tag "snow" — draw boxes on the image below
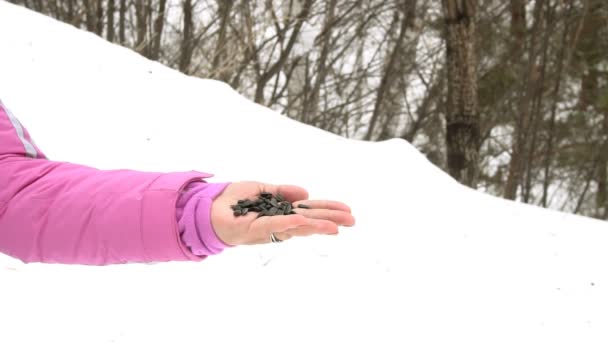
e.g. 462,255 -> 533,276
0,1 -> 607,341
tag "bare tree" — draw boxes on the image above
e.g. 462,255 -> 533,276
135,0 -> 149,55
283,0 -> 308,120
441,0 -> 479,187
541,1 -> 575,208
576,0 -> 607,218
107,0 -> 115,42
150,0 -> 167,60
254,0 -> 313,105
84,0 -> 97,33
365,2 -> 409,141
119,0 -> 127,44
504,0 -> 544,200
210,0 -> 235,82
302,0 -> 337,123
179,0 -> 194,73
96,0 -> 103,35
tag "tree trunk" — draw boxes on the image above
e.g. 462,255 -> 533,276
503,0 -> 528,200
211,0 -> 235,82
509,0 -> 525,53
283,0 -> 307,120
542,1 -> 573,208
600,108 -> 608,219
96,0 -> 104,35
350,1 -> 369,137
66,0 -> 75,25
576,0 -> 607,219
523,1 -> 553,204
119,0 -> 126,44
574,159 -> 598,215
504,0 -> 544,200
32,0 -> 42,12
231,0 -> 255,89
48,0 -> 59,20
85,0 -> 97,33
107,0 -> 115,42
150,0 -> 167,60
441,0 -> 479,187
135,0 -> 148,55
179,0 -> 194,73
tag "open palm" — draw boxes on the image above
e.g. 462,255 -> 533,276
210,181 -> 355,245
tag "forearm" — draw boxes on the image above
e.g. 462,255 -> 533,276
0,100 -> 231,265
0,156 -> 215,265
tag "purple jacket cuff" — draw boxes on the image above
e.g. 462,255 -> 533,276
176,181 -> 231,256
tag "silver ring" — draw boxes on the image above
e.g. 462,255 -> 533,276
270,232 -> 282,243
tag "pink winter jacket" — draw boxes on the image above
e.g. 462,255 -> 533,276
0,100 -> 229,265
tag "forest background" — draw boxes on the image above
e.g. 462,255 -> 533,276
9,0 -> 607,221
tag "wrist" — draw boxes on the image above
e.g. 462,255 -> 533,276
176,181 -> 232,256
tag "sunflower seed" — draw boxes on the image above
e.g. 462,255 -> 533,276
232,192 -> 311,218
239,200 -> 253,208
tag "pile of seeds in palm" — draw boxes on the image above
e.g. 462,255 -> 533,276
231,192 -> 310,218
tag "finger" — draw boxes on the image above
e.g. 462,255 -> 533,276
277,184 -> 309,202
293,200 -> 352,213
271,232 -> 292,242
284,219 -> 339,237
293,208 -> 355,226
258,183 -> 306,200
250,213 -> 308,236
260,184 -> 309,203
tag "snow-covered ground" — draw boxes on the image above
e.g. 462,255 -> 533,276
1,2 -> 607,341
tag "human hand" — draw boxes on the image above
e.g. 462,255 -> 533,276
210,181 -> 355,245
